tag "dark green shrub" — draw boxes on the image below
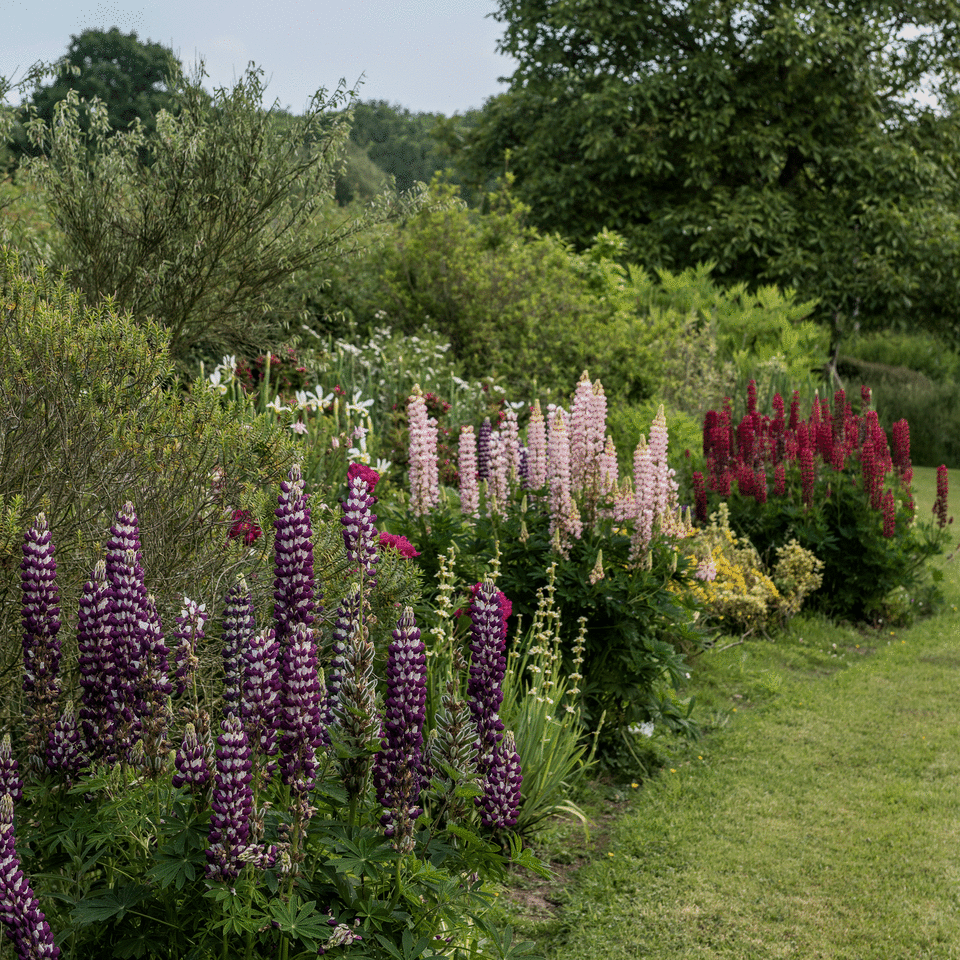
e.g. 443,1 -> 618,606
0,246 -> 299,719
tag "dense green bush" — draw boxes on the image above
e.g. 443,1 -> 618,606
838,331 -> 960,468
688,383 -> 948,622
7,61 -> 419,363
0,246 -> 299,719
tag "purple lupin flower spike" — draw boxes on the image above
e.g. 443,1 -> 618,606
466,581 -> 507,762
76,560 -> 114,762
241,628 -> 281,764
171,597 -> 207,700
341,472 -> 379,588
0,736 -> 22,804
108,547 -> 150,760
140,594 -> 173,773
277,622 -> 326,794
273,464 -> 318,648
374,607 -> 427,848
105,502 -> 144,585
321,590 -> 362,739
45,703 -> 87,778
222,578 -> 256,717
0,794 -> 61,958
172,723 -> 210,792
478,732 -> 522,830
206,715 -> 253,882
21,513 -> 62,767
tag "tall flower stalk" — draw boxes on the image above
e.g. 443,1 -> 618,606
374,607 -> 427,852
0,794 -> 60,958
20,514 -> 61,768
273,463 -> 318,648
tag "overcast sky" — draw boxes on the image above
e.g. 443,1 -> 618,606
1,0 -> 516,115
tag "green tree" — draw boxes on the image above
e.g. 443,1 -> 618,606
464,0 -> 960,339
8,27 -> 181,163
4,61 -> 422,362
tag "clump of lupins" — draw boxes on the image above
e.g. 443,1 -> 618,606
406,373 -> 691,566
694,383 -> 917,539
3,461 -> 534,956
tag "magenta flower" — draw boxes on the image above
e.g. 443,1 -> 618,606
228,509 -> 262,546
347,462 -> 380,492
378,532 -> 420,559
0,794 -> 60,958
206,716 -> 253,882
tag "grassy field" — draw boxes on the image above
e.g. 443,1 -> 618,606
497,466 -> 960,959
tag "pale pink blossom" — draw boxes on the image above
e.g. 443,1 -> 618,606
407,387 -> 439,517
525,401 -> 548,490
458,425 -> 480,518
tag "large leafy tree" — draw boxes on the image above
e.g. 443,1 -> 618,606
8,28 -> 181,162
466,0 -> 960,337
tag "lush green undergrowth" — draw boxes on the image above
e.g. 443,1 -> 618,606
490,468 -> 960,959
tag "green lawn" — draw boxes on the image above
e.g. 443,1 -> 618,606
498,465 -> 960,959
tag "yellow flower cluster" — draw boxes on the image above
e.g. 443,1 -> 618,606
687,504 -> 823,635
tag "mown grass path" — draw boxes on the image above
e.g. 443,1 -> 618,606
508,468 -> 960,959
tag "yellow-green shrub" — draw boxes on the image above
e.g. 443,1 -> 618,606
0,246 -> 299,719
688,503 -> 823,634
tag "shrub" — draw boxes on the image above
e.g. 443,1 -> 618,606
686,503 -> 824,635
688,382 -> 948,621
383,375 -> 707,752
0,246 -> 299,723
378,180 -> 621,401
10,62 -> 420,362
